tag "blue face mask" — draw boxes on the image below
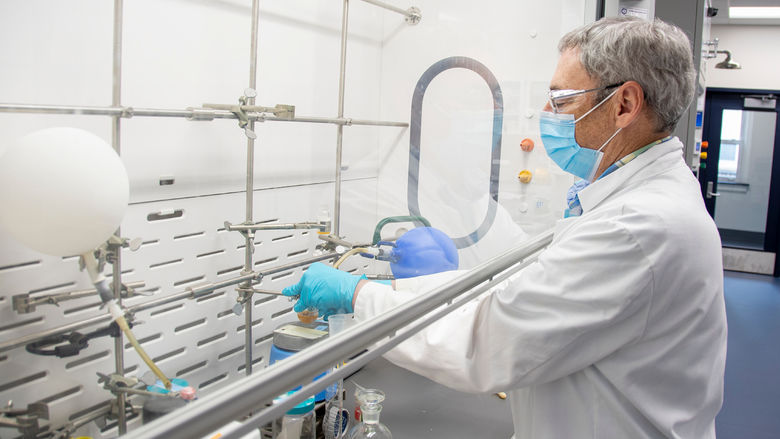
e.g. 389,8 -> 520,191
539,90 -> 621,181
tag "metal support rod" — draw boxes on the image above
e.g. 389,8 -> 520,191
333,0 -> 350,237
111,0 -> 126,432
0,104 -> 408,127
251,252 -> 338,278
12,281 -> 145,313
262,115 -> 408,127
359,0 -> 412,17
242,0 -> 262,377
225,221 -> 326,232
122,230 -> 554,439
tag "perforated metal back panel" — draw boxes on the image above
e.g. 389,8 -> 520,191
1,183 -> 376,438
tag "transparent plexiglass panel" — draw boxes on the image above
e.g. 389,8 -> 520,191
0,1 -> 589,437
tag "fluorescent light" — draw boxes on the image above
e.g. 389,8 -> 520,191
729,7 -> 780,19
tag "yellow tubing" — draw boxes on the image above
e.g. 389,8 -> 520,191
333,247 -> 370,269
116,314 -> 172,389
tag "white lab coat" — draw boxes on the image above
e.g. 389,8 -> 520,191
354,137 -> 727,439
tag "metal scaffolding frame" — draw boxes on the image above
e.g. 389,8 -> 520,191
0,0 -> 417,435
122,229 -> 554,439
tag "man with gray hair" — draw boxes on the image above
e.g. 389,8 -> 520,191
284,17 -> 727,439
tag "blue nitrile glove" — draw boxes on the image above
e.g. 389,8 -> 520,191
281,262 -> 366,320
389,227 -> 458,279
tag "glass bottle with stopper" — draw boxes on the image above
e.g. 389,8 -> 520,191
348,387 -> 392,439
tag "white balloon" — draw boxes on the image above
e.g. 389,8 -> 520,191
0,127 -> 129,256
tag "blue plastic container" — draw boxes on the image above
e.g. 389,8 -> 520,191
270,321 -> 335,401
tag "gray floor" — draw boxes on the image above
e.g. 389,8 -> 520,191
716,270 -> 780,439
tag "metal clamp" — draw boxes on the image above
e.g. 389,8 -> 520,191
97,373 -> 182,399
203,89 -> 296,139
0,401 -> 49,439
703,38 -> 719,59
405,6 -> 422,24
316,234 -> 355,253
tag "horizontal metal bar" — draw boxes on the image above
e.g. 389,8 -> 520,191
14,281 -> 147,314
254,252 -> 339,278
122,229 -> 554,439
262,115 -> 408,127
236,287 -> 284,296
185,272 -> 260,298
226,221 -> 326,232
0,103 -> 125,116
0,103 -> 408,127
359,0 -> 411,17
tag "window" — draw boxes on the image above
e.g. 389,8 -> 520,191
718,109 -> 743,182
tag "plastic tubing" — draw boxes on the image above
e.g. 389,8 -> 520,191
332,247 -> 369,269
83,252 -> 172,389
110,302 -> 172,389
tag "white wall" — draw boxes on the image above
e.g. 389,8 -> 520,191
706,24 -> 780,90
0,1 -> 585,436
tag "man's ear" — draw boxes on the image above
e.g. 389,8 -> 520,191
613,81 -> 645,129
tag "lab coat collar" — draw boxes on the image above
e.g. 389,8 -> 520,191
577,137 -> 685,214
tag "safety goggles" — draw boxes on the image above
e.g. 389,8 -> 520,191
547,82 -> 625,113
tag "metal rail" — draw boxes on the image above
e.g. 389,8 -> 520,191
122,229 -> 554,439
0,104 -> 408,128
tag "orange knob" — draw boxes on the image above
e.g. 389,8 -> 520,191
518,170 -> 533,184
520,138 -> 534,152
701,141 -> 709,149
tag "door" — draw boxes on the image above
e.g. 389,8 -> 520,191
699,88 -> 780,276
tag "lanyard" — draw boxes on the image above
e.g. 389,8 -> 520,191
565,136 -> 672,217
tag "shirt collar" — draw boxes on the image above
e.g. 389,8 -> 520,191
578,136 -> 684,213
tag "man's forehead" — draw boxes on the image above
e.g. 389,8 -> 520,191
549,48 -> 593,90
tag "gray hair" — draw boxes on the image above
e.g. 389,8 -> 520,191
559,17 -> 695,133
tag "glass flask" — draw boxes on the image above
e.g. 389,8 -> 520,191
348,388 -> 392,439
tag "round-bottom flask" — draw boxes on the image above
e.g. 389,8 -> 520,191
348,388 -> 392,439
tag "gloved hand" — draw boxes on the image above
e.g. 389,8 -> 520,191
282,262 -> 366,320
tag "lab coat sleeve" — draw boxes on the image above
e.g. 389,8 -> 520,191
354,217 -> 654,393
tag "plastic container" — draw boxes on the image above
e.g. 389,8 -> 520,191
328,313 -> 356,335
272,394 -> 316,439
324,313 -> 357,438
269,321 -> 332,401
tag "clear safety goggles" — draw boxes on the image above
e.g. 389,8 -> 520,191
547,82 -> 624,113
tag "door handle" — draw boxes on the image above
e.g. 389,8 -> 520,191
706,181 -> 721,198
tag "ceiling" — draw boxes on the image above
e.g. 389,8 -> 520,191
711,0 -> 780,25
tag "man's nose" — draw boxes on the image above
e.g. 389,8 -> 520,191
542,100 -> 553,112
